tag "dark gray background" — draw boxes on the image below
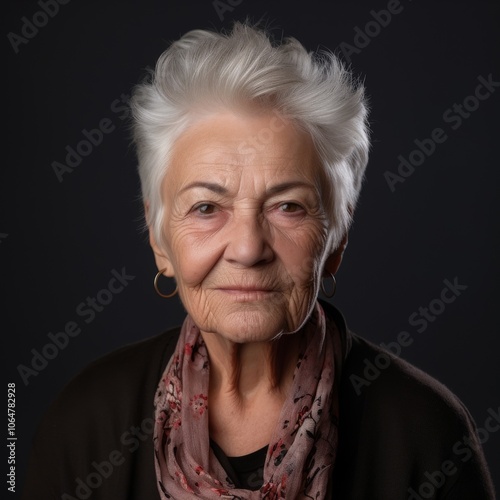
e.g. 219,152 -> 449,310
4,0 -> 499,496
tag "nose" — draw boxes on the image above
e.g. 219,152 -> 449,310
223,210 -> 274,267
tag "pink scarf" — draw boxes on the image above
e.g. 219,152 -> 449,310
153,302 -> 343,499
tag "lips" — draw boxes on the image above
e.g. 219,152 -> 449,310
218,286 -> 274,292
216,286 -> 279,300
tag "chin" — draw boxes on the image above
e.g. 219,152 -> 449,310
210,307 -> 306,343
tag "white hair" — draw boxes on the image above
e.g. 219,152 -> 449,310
130,22 -> 370,252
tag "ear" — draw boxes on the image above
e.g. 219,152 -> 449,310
145,202 -> 175,277
324,232 -> 348,276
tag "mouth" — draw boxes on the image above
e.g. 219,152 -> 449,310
217,287 -> 279,301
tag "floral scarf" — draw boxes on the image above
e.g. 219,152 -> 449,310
153,302 -> 343,499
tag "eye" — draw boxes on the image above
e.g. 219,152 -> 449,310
278,202 -> 303,213
193,203 -> 218,215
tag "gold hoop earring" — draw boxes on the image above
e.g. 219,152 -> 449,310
153,269 -> 178,298
321,273 -> 337,298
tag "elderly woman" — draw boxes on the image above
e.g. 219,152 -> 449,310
22,23 -> 494,499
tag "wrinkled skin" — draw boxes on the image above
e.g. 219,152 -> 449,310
149,110 -> 348,454
149,111 -> 345,345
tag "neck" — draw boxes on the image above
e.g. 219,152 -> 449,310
203,332 -> 302,455
201,331 -> 302,405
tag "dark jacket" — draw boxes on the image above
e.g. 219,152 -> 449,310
21,302 -> 495,499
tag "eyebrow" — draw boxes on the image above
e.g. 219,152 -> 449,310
266,181 -> 316,196
179,180 -> 316,196
179,181 -> 228,195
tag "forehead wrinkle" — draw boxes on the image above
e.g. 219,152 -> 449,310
174,158 -> 321,197
172,123 -> 315,172
166,112 -> 324,204
187,150 -> 299,169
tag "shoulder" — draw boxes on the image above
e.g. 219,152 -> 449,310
21,326 -> 181,500
321,299 -> 476,433
338,333 -> 495,498
48,325 -> 181,427
344,332 -> 472,427
321,301 -> 495,498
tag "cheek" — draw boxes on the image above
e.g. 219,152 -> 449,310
169,230 -> 221,286
166,212 -> 329,290
275,224 -> 328,286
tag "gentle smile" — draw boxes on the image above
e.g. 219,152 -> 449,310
217,288 -> 279,300
219,287 -> 275,292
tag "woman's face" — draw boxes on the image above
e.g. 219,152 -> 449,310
151,111 -> 335,342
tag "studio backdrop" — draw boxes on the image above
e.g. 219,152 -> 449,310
3,0 -> 500,496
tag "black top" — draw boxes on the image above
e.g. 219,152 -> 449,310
20,302 -> 495,499
210,439 -> 266,491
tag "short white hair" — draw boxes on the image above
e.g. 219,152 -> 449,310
130,21 -> 370,252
